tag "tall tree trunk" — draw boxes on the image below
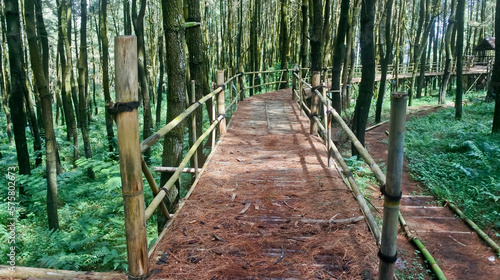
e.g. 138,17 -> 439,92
439,0 -> 456,104
300,0 -> 308,69
375,0 -> 394,123
186,0 -> 208,164
132,0 -> 153,163
331,0 -> 349,97
279,0 -> 289,89
493,0 -> 500,133
156,34 -> 164,127
160,0 -> 187,230
455,0 -> 465,120
100,0 -> 115,154
310,0 -> 323,72
352,0 -> 375,157
60,0 -> 79,161
77,0 -> 94,178
0,11 -> 13,145
5,0 -> 31,177
123,0 -> 132,35
25,0 -> 59,230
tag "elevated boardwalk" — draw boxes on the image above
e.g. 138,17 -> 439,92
148,89 -> 378,279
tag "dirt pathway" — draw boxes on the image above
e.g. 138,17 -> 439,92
148,89 -> 378,279
364,107 -> 500,279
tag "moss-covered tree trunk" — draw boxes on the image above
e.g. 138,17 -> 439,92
25,0 -> 59,230
5,0 -> 31,177
159,0 -> 187,230
186,0 -> 208,165
352,0 -> 375,157
310,0 -> 323,71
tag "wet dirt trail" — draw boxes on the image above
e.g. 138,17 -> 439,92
364,106 -> 500,279
148,89 -> 378,279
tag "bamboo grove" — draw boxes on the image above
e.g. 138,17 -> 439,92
1,0 -> 500,232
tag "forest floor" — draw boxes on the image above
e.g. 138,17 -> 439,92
148,89 -> 379,279
363,105 -> 500,279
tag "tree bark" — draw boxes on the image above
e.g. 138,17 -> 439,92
160,0 -> 187,230
493,0 -> 500,133
375,0 -> 394,123
25,0 -> 59,230
455,0 -> 465,120
5,0 -> 31,176
278,0 -> 289,89
100,0 -> 116,154
310,0 -> 323,71
300,0 -> 308,69
352,0 -> 375,157
77,0 -> 94,178
186,0 -> 208,165
331,0 -> 349,100
439,0 -> 456,104
132,0 -> 153,163
156,35 -> 164,127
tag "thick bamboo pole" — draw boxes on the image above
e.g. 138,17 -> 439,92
379,92 -> 407,280
217,70 -> 226,135
292,65 -> 298,101
114,36 -> 148,279
153,167 -> 202,173
326,100 -> 332,167
310,71 -> 321,135
228,69 -> 233,114
191,80 -> 199,179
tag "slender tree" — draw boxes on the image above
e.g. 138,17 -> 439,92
352,0 -> 376,157
278,0 -> 289,89
310,0 -> 323,72
25,0 -> 59,230
300,0 -> 308,69
5,0 -> 31,176
331,0 -> 350,110
375,0 -> 394,123
455,0 -> 465,120
491,0 -> 500,133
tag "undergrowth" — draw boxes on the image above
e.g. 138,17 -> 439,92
405,99 -> 500,232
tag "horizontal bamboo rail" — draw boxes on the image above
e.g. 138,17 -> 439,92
145,115 -> 224,220
243,69 -> 289,75
140,87 -> 222,153
244,80 -> 287,90
0,265 -> 124,279
446,200 -> 500,254
153,167 -> 202,173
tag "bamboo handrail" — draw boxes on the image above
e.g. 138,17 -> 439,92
153,167 -> 202,173
145,115 -> 224,220
0,265 -> 125,279
446,200 -> 500,254
223,72 -> 242,87
243,69 -> 288,75
244,80 -> 287,90
140,87 -> 222,153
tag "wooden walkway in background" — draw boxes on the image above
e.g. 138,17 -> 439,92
147,89 -> 378,279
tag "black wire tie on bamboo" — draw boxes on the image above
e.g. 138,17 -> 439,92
380,185 -> 402,202
311,85 -> 323,92
107,101 -> 140,114
216,84 -> 225,90
378,250 -> 398,264
309,112 -> 319,118
190,101 -> 202,107
218,114 -> 227,119
127,273 -> 149,280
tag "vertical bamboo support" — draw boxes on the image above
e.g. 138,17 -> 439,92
322,85 -> 328,136
228,68 -> 233,113
211,93 -> 216,151
379,92 -> 408,280
292,65 -> 298,101
114,36 -> 148,280
298,70 -> 303,109
326,100 -> 332,167
216,70 -> 226,135
239,69 -> 245,101
310,71 -> 321,135
191,80 -> 199,179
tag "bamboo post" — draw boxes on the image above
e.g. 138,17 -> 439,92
216,70 -> 226,135
298,70 -> 303,109
211,91 -> 216,151
114,36 -> 148,280
310,71 -> 321,135
292,64 -> 298,101
326,100 -> 332,167
228,68 -> 233,114
191,80 -> 199,179
379,92 -> 408,280
322,85 -> 328,138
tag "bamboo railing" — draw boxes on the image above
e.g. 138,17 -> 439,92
292,70 -> 446,280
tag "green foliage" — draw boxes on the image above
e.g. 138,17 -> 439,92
405,100 -> 500,230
